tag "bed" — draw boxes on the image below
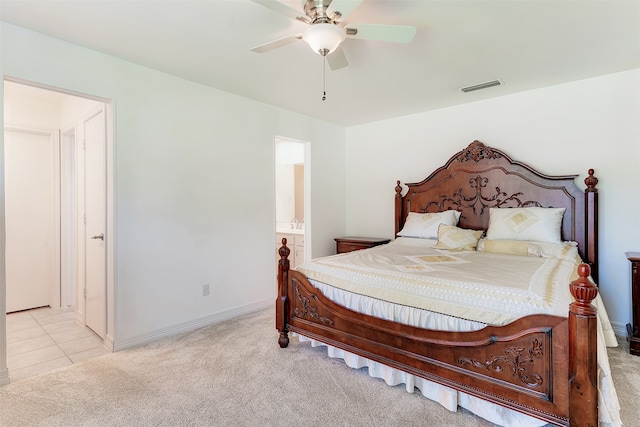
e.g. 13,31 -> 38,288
275,141 -> 620,426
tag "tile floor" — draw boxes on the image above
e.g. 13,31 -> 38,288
6,306 -> 110,382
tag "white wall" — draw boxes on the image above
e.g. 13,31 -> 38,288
0,19 -> 346,379
345,68 -> 640,334
5,90 -> 60,128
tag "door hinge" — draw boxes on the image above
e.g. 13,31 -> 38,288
84,287 -> 87,298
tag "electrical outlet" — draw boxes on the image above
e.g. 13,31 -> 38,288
202,283 -> 210,296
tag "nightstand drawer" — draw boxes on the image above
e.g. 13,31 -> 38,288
335,237 -> 391,254
337,241 -> 372,253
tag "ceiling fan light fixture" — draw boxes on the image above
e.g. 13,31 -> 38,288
302,23 -> 346,56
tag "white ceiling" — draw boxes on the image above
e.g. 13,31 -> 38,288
2,0 -> 639,126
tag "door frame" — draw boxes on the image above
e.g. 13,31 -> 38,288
60,123 -> 77,309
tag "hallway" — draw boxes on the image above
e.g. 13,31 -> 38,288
6,307 -> 109,382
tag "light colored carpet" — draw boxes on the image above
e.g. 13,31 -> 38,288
0,308 -> 638,427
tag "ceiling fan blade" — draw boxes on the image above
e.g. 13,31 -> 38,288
327,46 -> 348,70
327,0 -> 364,22
346,23 -> 417,43
250,34 -> 302,53
249,0 -> 310,23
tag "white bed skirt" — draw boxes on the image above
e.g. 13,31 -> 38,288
295,279 -> 621,427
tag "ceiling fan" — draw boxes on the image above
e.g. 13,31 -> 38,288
250,0 -> 417,70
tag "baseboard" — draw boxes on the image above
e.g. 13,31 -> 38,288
104,334 -> 115,352
610,321 -> 628,338
0,367 -> 10,386
112,298 -> 272,351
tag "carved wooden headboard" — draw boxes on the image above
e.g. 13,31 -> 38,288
394,141 -> 599,280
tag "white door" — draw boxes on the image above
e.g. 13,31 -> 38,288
4,128 -> 59,312
84,109 -> 106,338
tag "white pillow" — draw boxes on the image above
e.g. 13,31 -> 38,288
485,207 -> 566,244
397,210 -> 461,239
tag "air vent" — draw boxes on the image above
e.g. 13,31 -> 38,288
460,79 -> 503,93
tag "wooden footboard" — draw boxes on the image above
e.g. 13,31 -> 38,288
276,239 -> 598,427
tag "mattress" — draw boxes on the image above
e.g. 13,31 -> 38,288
294,238 -> 621,427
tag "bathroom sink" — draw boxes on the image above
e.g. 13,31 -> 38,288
276,226 -> 304,235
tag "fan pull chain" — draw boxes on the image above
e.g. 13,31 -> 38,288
322,55 -> 327,101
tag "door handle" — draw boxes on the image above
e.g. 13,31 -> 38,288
91,233 -> 104,241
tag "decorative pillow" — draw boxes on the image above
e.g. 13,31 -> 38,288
434,224 -> 484,251
476,239 -> 544,257
485,207 -> 566,244
397,210 -> 461,239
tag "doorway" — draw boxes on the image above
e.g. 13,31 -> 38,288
275,137 -> 309,269
3,79 -> 114,372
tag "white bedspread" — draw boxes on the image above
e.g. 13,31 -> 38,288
294,237 -> 621,427
298,237 -> 580,325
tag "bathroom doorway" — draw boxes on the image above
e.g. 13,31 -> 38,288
275,137 -> 309,269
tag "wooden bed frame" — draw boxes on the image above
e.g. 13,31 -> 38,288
276,141 -> 600,427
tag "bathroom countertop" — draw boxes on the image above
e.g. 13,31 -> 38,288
276,227 -> 304,235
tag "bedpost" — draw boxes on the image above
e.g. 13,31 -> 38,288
395,180 -> 403,236
276,238 -> 291,348
568,263 -> 598,427
584,169 -> 599,283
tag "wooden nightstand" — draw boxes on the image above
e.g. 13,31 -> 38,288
626,252 -> 640,356
335,236 -> 391,254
